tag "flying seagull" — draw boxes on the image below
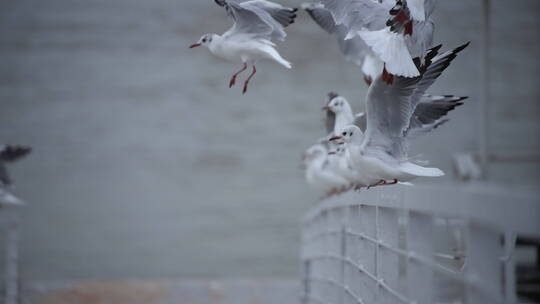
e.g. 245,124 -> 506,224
190,0 -> 297,94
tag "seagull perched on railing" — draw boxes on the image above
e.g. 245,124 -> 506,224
190,0 -> 297,94
303,144 -> 351,196
329,43 -> 469,188
0,145 -> 31,206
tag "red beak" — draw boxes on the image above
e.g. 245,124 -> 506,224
189,43 -> 202,49
328,136 -> 342,141
322,105 -> 331,111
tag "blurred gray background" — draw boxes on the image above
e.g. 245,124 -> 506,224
0,0 -> 538,284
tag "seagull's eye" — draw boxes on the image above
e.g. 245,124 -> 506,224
349,132 -> 353,136
202,38 -> 207,43
342,132 -> 347,136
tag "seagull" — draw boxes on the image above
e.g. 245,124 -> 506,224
190,0 -> 297,94
302,144 -> 350,196
330,42 -> 470,188
0,145 -> 31,206
302,2 -> 384,85
314,0 -> 437,83
322,92 -> 366,135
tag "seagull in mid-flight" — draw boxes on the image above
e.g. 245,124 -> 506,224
190,0 -> 297,94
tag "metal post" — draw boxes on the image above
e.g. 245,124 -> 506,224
4,210 -> 19,304
503,232 -> 517,303
301,259 -> 311,304
479,0 -> 491,179
339,225 -> 347,304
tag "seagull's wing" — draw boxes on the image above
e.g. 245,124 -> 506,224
404,18 -> 434,59
0,145 -> 32,163
303,3 -> 369,66
320,0 -> 390,31
243,0 -> 297,28
406,94 -> 467,133
364,70 -> 422,160
409,42 -> 470,109
406,0 -> 426,21
363,43 -> 469,158
216,0 -> 290,41
302,3 -> 338,34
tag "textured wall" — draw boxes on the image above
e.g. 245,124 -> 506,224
0,0 -> 538,280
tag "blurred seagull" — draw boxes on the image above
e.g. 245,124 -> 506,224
322,92 -> 366,135
313,0 -> 436,83
0,145 -> 31,206
302,3 -> 383,85
331,43 -> 469,187
303,144 -> 350,196
190,0 -> 297,94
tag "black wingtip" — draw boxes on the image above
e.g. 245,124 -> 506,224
455,41 -> 471,53
214,0 -> 226,7
0,145 -> 32,162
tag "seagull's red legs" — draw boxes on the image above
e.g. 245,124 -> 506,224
242,65 -> 257,94
229,63 -> 247,88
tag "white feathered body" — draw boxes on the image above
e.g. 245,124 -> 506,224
209,34 -> 292,68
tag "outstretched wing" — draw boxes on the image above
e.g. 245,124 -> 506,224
303,3 -> 369,66
406,94 -> 467,135
245,0 -> 297,28
363,43 -> 469,159
0,145 -> 32,186
364,70 -> 421,160
216,0 -> 292,41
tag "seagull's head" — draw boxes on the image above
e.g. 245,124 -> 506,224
323,95 -> 348,114
190,34 -> 216,49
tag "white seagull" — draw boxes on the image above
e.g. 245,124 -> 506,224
330,43 -> 469,188
315,0 -> 437,83
322,92 -> 366,135
302,2 -> 384,85
190,0 -> 297,94
302,144 -> 350,196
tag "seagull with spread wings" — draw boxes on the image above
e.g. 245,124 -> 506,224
330,43 -> 470,188
190,0 -> 297,94
308,0 -> 436,83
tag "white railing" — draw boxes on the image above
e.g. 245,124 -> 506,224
301,184 -> 540,304
0,206 -> 21,304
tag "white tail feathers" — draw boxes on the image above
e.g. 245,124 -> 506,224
399,162 -> 445,177
262,43 -> 292,68
277,57 -> 292,69
358,28 -> 420,77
